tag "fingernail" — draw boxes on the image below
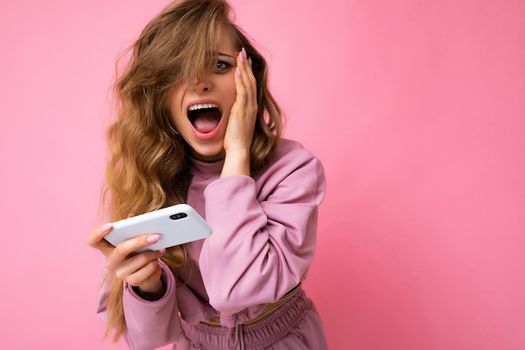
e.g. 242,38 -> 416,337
101,223 -> 112,232
147,234 -> 160,243
242,47 -> 246,59
236,66 -> 240,77
248,57 -> 252,66
159,248 -> 166,254
239,52 -> 244,63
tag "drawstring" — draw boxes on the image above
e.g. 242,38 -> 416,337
233,323 -> 245,350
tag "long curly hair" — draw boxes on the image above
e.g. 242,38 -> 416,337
96,0 -> 283,343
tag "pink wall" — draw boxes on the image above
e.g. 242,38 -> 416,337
1,0 -> 524,349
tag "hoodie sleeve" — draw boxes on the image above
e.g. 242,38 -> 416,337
95,259 -> 183,350
198,148 -> 327,315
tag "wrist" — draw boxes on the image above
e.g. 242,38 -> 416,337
221,148 -> 250,177
135,277 -> 166,301
224,145 -> 250,158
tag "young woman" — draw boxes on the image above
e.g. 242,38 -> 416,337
86,0 -> 328,349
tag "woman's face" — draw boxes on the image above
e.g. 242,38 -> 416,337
167,26 -> 239,162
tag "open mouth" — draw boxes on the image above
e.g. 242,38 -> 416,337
187,105 -> 223,134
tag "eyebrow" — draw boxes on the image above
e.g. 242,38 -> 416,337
214,51 -> 234,58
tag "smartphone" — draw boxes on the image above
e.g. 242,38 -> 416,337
103,204 -> 211,253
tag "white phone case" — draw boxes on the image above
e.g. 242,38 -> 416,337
103,204 -> 211,253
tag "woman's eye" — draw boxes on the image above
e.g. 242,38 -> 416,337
215,60 -> 231,72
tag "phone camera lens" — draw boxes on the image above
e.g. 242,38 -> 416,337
170,213 -> 188,220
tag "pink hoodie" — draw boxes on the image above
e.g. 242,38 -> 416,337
96,138 -> 327,349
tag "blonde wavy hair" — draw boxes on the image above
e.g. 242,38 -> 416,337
96,0 -> 283,343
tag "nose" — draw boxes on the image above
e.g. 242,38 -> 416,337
190,76 -> 212,92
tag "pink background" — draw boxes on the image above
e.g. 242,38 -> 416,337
1,0 -> 524,349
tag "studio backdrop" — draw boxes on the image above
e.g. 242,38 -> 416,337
1,0 -> 524,349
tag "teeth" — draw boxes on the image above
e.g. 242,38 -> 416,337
188,103 -> 219,111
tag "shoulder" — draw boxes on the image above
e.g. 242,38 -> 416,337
262,138 -> 322,173
273,138 -> 315,160
253,138 -> 326,203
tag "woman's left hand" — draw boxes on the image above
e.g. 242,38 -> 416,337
223,47 -> 257,156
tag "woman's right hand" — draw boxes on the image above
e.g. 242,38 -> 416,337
85,214 -> 166,296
